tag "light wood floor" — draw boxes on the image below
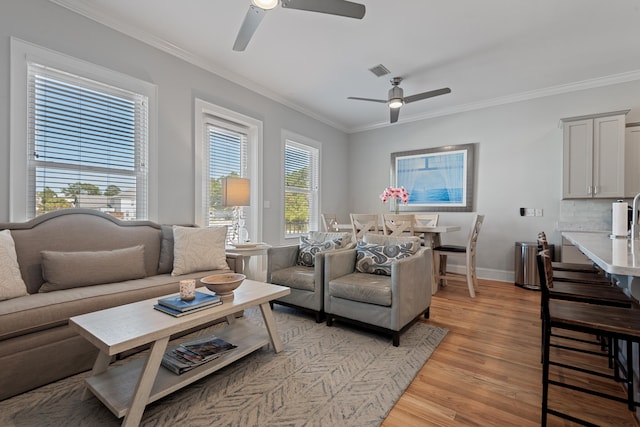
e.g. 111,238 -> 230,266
383,278 -> 640,426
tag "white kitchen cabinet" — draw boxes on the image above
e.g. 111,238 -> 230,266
562,111 -> 628,199
624,124 -> 640,197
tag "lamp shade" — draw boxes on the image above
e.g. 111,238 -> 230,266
222,177 -> 250,207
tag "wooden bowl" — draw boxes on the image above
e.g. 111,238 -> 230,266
200,273 -> 246,301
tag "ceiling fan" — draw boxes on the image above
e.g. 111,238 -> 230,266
233,0 -> 366,52
348,77 -> 452,123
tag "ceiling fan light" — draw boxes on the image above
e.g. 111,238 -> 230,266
251,0 -> 278,10
388,98 -> 403,109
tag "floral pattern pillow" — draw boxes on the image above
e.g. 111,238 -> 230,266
355,241 -> 418,276
297,236 -> 342,267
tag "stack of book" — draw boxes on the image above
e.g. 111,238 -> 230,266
161,336 -> 237,375
153,291 -> 222,317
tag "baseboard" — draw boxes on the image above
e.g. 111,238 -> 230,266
444,264 -> 514,284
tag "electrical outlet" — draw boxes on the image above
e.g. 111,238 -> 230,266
535,208 -> 543,217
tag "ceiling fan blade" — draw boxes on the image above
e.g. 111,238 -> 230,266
282,0 -> 365,19
347,96 -> 387,103
404,87 -> 451,104
233,5 -> 268,52
390,107 -> 400,123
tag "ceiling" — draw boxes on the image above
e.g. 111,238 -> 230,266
52,0 -> 640,133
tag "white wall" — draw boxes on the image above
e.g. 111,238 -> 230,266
348,81 -> 640,282
0,0 -> 350,245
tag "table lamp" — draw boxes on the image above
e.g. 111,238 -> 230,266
222,177 -> 250,244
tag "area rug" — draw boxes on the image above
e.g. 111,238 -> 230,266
0,306 -> 447,427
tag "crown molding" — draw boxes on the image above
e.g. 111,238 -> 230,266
350,69 -> 640,133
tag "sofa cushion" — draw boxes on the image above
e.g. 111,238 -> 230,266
172,226 -> 228,276
328,272 -> 392,306
355,241 -> 418,276
0,230 -> 28,301
270,266 -> 316,291
158,225 -> 175,274
297,236 -> 342,267
0,269 -> 230,342
40,245 -> 147,292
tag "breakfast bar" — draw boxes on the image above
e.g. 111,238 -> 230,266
562,231 -> 640,300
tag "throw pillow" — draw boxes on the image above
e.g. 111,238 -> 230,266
297,236 -> 342,267
0,230 -> 28,300
355,240 -> 418,276
172,225 -> 228,276
40,245 -> 147,292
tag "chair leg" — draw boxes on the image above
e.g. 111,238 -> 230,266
466,252 -> 476,298
439,254 -> 448,287
423,307 -> 430,319
541,321 -> 551,427
392,332 -> 400,347
326,315 -> 333,327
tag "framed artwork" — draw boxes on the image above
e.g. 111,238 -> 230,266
390,143 -> 476,212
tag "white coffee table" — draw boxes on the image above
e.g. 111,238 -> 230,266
69,280 -> 290,427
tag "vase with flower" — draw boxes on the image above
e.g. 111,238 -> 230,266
379,186 -> 409,214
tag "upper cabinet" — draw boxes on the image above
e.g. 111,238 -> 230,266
561,110 -> 629,199
625,124 -> 640,197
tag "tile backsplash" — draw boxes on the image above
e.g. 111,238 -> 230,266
557,199 -> 630,232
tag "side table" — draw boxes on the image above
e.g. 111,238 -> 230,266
225,243 -> 271,281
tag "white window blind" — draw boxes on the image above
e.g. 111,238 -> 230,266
27,63 -> 148,220
284,139 -> 319,236
203,124 -> 248,230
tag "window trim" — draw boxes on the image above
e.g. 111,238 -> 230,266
281,130 -> 322,240
10,37 -> 158,221
194,98 -> 263,242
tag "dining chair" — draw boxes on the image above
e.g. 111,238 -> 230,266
414,213 -> 439,227
433,214 -> 484,298
537,245 -> 640,425
382,214 -> 415,236
349,213 -> 379,241
414,213 -> 439,247
321,213 -> 338,232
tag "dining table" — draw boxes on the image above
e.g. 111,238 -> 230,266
332,223 -> 461,295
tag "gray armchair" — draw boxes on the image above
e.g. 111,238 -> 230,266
267,231 -> 353,322
323,236 -> 432,346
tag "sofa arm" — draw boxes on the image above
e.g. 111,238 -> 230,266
324,248 -> 357,283
225,253 -> 244,274
266,245 -> 299,282
390,247 -> 432,328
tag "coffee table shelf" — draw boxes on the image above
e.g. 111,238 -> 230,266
85,320 -> 267,418
70,280 -> 290,427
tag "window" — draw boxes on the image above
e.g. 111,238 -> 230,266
10,38 -> 157,221
283,135 -> 319,238
203,124 -> 248,240
27,64 -> 148,220
194,99 -> 262,242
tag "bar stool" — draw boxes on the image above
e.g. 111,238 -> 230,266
537,246 -> 640,425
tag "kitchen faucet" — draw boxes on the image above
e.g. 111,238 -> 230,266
632,193 -> 640,239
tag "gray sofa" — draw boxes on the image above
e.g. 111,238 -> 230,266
0,209 -> 241,401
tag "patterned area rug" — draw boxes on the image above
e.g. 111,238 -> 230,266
0,306 -> 447,427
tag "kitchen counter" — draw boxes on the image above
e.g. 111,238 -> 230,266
562,231 -> 640,299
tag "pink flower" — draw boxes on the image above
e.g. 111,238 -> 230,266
379,186 -> 409,205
